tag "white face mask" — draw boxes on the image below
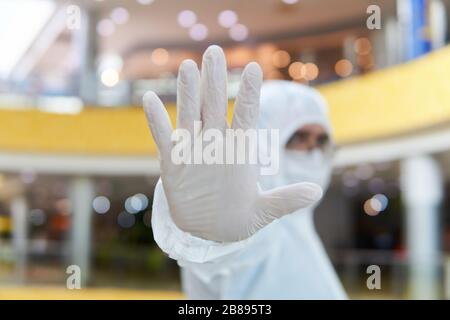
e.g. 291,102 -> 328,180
281,149 -> 332,190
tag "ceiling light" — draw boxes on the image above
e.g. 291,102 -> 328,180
229,24 -> 248,41
189,24 -> 208,41
178,10 -> 197,28
111,7 -> 129,25
97,19 -> 115,37
218,10 -> 238,28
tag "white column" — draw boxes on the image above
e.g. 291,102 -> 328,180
11,196 -> 28,283
373,17 -> 402,67
75,7 -> 98,104
69,176 -> 94,286
430,0 -> 447,50
400,155 -> 442,299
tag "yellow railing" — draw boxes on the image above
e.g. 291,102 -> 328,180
0,287 -> 185,300
1,46 -> 450,155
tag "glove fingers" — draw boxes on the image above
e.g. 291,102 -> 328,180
200,45 -> 228,132
143,91 -> 173,160
255,182 -> 323,224
231,62 -> 263,130
177,59 -> 201,135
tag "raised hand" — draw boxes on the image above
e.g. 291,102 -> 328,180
143,45 -> 322,242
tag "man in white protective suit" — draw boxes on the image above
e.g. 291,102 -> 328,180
143,45 -> 347,299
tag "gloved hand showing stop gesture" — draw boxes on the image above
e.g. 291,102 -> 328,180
143,45 -> 322,243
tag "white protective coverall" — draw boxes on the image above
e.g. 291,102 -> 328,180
151,80 -> 347,299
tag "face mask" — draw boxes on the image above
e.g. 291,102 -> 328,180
281,149 -> 332,190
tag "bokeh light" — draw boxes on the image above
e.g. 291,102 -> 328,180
364,199 -> 379,216
100,69 -> 120,87
117,211 -> 136,228
151,48 -> 169,66
92,196 -> 111,214
370,197 -> 383,212
364,194 -> 389,216
373,194 -> 389,211
229,24 -> 248,41
125,193 -> 149,214
189,23 -> 208,41
177,10 -> 197,28
304,62 -> 319,81
288,61 -> 305,80
97,19 -> 115,37
271,50 -> 291,68
354,37 -> 372,55
111,7 -> 129,25
335,59 -> 353,77
218,10 -> 238,28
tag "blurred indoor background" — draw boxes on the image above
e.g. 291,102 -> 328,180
0,0 -> 450,299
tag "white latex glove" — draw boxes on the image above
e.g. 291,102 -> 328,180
143,45 -> 322,243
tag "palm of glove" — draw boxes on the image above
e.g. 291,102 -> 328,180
162,156 -> 258,241
144,45 -> 322,242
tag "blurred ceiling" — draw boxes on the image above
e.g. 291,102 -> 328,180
67,0 -> 396,53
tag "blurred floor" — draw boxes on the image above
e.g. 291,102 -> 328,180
0,286 -> 404,300
0,286 -> 185,300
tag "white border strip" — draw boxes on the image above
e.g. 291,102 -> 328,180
334,127 -> 450,167
0,153 -> 160,176
1,127 -> 450,175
